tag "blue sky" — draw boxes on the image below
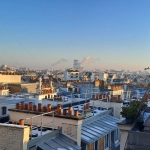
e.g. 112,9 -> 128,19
0,0 -> 150,70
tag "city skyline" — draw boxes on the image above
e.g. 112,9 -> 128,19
0,0 -> 150,71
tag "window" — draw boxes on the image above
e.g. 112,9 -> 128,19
2,106 -> 7,115
95,141 -> 98,150
114,129 -> 120,143
104,134 -> 109,149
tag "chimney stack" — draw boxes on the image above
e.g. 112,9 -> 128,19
63,109 -> 67,115
24,104 -> 28,110
33,105 -> 36,111
86,103 -> 89,109
68,107 -> 72,116
74,110 -> 78,117
28,102 -> 33,111
42,106 -> 47,112
38,103 -> 42,112
19,119 -> 24,126
21,101 -> 24,110
47,104 -> 52,112
16,103 -> 19,109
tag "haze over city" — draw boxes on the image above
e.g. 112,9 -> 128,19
0,0 -> 150,71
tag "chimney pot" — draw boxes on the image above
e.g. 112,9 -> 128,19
86,103 -> 89,109
28,102 -> 33,111
74,110 -> 78,117
63,109 -> 67,115
16,103 -> 19,109
21,101 -> 24,110
24,104 -> 28,110
47,104 -> 52,112
68,107 -> 72,116
38,103 -> 42,112
19,119 -> 24,126
42,106 -> 47,112
33,105 -> 36,111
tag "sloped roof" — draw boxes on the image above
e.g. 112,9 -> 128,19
37,134 -> 81,150
81,115 -> 120,144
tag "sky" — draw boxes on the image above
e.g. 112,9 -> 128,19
0,0 -> 150,71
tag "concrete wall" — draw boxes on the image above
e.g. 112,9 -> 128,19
90,100 -> 123,119
0,75 -> 21,83
0,123 -> 29,150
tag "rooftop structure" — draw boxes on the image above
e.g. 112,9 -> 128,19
0,95 -> 123,150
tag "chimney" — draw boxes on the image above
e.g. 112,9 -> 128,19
96,93 -> 99,99
33,105 -> 36,111
19,119 -> 24,126
16,103 -> 19,109
28,102 -> 32,111
74,110 -> 78,117
57,104 -> 62,115
42,106 -> 47,112
86,103 -> 89,109
118,95 -> 121,101
63,109 -> 67,115
99,95 -> 102,99
68,107 -> 72,116
38,103 -> 42,112
24,104 -> 28,110
21,101 -> 24,110
47,104 -> 52,112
